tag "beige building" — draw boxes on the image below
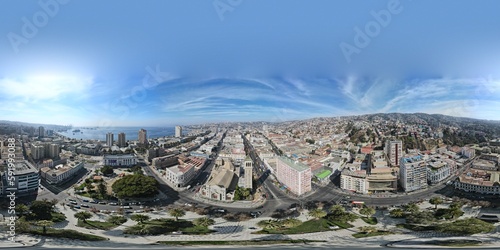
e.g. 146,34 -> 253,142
200,157 -> 239,201
40,161 -> 84,185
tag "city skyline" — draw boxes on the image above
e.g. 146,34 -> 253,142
0,0 -> 499,126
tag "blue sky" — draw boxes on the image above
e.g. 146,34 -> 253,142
0,0 -> 499,126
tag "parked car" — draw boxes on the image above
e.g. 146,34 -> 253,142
98,201 -> 107,205
74,205 -> 81,209
82,199 -> 89,202
81,204 -> 90,208
120,206 -> 132,209
109,202 -> 118,206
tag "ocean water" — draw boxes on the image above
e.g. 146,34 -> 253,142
56,127 -> 175,141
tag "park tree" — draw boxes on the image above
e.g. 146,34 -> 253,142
112,174 -> 159,198
29,200 -> 55,220
107,215 -> 127,225
36,220 -> 54,235
168,208 -> 186,221
429,197 -> 443,210
359,206 -> 376,218
97,182 -> 107,198
257,219 -> 281,229
131,214 -> 150,224
282,218 -> 302,228
193,217 -> 215,227
389,208 -> 404,218
15,204 -> 29,216
308,208 -> 327,220
329,205 -> 345,215
404,203 -> 419,214
74,211 -> 92,223
101,165 -> 114,176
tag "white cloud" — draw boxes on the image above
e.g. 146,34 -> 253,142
0,75 -> 93,101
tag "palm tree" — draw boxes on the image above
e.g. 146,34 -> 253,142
36,220 -> 54,235
429,197 -> 443,210
389,208 -> 404,218
107,215 -> 127,225
193,217 -> 215,227
449,207 -> 463,219
168,208 -> 186,221
74,211 -> 92,223
15,204 -> 29,217
131,214 -> 150,224
359,206 -> 375,218
329,205 -> 345,215
308,208 -> 327,220
282,218 -> 302,228
257,219 -> 281,229
404,203 -> 419,214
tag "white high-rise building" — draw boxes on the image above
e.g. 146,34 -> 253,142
400,155 -> 427,192
106,132 -> 114,147
175,126 -> 182,138
385,140 -> 403,167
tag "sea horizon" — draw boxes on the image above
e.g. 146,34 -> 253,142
56,126 -> 178,141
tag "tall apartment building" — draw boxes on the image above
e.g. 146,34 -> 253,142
244,156 -> 253,189
138,128 -> 148,146
340,168 -> 368,194
400,155 -> 428,192
175,126 -> 182,138
48,144 -> 60,159
385,140 -> 403,167
276,156 -> 311,196
31,144 -> 45,160
38,126 -> 45,138
117,132 -> 126,147
106,132 -> 114,147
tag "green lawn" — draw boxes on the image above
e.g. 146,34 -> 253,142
77,219 -> 119,230
315,170 -> 332,179
361,217 -> 378,225
396,223 -> 436,231
29,228 -> 107,241
124,219 -> 213,235
352,231 -> 392,238
330,220 -> 354,229
157,239 -> 326,246
258,218 -> 351,234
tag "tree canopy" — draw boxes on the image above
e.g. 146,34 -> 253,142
111,174 -> 159,198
